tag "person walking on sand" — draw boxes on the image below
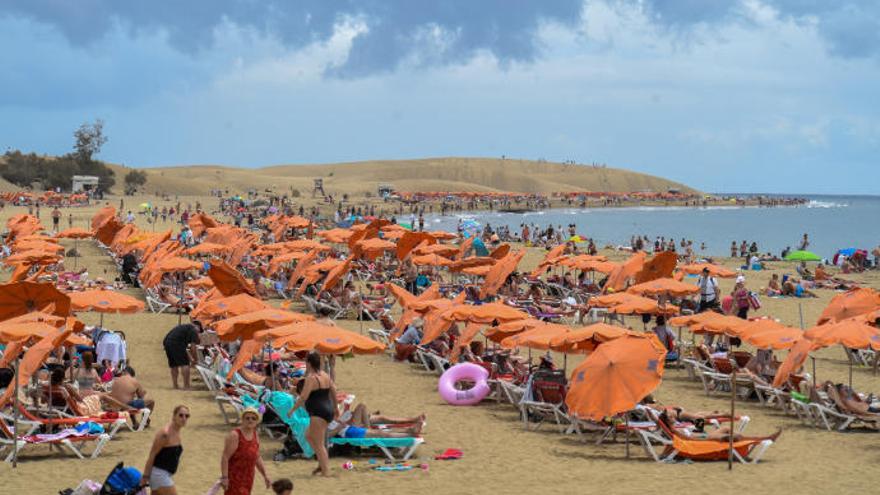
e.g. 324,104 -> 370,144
288,352 -> 337,476
696,267 -> 719,312
142,405 -> 190,494
219,407 -> 271,494
162,322 -> 201,389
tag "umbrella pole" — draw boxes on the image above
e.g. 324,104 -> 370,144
100,313 -> 104,328
12,356 -> 20,468
728,371 -> 735,471
811,356 -> 816,388
74,239 -> 78,269
849,358 -> 853,389
798,303 -> 804,330
624,414 -> 630,458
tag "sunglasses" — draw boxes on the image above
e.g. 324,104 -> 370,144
243,415 -> 259,421
178,413 -> 191,419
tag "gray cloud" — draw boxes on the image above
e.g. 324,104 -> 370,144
634,0 -> 880,59
0,0 -> 583,76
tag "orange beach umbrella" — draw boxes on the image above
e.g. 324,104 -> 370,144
565,335 -> 666,420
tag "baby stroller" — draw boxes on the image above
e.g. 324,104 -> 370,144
100,462 -> 144,495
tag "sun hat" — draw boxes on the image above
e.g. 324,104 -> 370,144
241,406 -> 262,422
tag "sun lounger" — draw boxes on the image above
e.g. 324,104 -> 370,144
636,409 -> 774,464
0,418 -> 111,462
520,380 -> 569,432
329,436 -> 424,461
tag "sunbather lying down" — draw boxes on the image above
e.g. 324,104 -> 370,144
657,411 -> 781,443
328,403 -> 425,439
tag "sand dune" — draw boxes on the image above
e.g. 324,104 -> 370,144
108,158 -> 696,197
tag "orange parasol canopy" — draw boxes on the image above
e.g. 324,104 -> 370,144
565,335 -> 666,420
286,249 -> 321,291
679,263 -> 737,278
480,250 -> 525,299
816,288 -> 880,325
549,323 -> 635,353
90,206 -> 116,231
449,256 -> 496,273
428,231 -> 457,240
500,322 -> 570,350
690,314 -> 752,336
0,281 -> 71,320
803,318 -> 880,350
55,227 -> 94,239
440,303 -> 530,324
225,339 -> 263,380
12,241 -> 65,253
483,318 -> 545,343
607,297 -> 679,316
185,277 -> 215,289
3,250 -> 62,266
771,337 -> 820,388
316,228 -> 354,244
354,238 -> 396,260
185,243 -> 229,256
589,292 -> 640,308
319,256 -> 354,294
0,321 -> 89,346
736,320 -> 803,350
271,322 -> 385,354
191,293 -> 269,321
208,260 -> 257,297
413,243 -> 459,258
462,265 -> 491,277
213,308 -> 314,342
627,278 -> 699,298
69,289 -> 145,314
604,251 -> 647,292
411,254 -> 454,267
530,244 -> 569,277
156,256 -> 203,273
0,324 -> 74,408
488,244 -> 511,260
634,251 -> 677,284
668,311 -> 723,327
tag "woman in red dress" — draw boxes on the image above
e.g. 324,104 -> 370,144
220,407 -> 271,494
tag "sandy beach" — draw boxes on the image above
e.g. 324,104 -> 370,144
1,195 -> 879,495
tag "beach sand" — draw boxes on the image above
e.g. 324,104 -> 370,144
1,196 -> 879,494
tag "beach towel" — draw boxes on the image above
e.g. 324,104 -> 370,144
244,391 -> 315,458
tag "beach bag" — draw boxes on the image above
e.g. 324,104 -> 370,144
71,480 -> 102,495
101,462 -> 142,495
721,296 -> 734,315
748,292 -> 761,310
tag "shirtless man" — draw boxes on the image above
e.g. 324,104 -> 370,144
111,366 -> 155,414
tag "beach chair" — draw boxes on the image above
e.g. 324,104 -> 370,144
636,409 -> 774,464
367,328 -> 392,350
3,402 -> 128,439
520,380 -> 570,432
0,417 -> 111,462
329,436 -> 425,461
144,287 -> 171,313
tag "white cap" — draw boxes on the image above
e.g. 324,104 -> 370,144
736,275 -> 745,284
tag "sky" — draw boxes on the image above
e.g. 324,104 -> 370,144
1,0 -> 879,195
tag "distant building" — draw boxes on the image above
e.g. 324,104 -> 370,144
72,175 -> 99,192
377,183 -> 395,198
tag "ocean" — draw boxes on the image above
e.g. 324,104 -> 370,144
425,195 -> 880,259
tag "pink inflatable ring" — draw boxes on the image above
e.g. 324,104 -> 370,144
438,363 -> 490,406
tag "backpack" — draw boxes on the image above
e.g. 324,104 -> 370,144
101,463 -> 142,495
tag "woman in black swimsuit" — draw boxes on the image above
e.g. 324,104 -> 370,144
288,352 -> 337,476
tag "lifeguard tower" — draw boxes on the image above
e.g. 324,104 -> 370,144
312,178 -> 326,198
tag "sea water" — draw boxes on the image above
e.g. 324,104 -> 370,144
426,195 -> 880,259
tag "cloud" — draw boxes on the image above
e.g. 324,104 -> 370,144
0,0 -> 583,76
633,0 -> 880,60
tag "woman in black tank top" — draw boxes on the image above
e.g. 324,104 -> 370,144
288,352 -> 337,476
142,405 -> 190,494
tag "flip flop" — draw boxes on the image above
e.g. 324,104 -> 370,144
434,448 -> 463,460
